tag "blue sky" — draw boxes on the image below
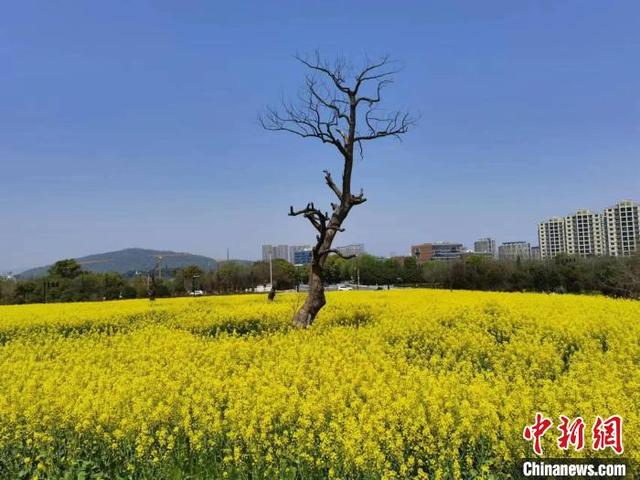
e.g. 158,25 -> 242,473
1,0 -> 638,272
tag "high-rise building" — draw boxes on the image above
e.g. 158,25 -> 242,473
564,209 -> 605,257
498,241 -> 531,261
411,242 -> 463,264
335,243 -> 365,258
474,237 -> 496,257
530,246 -> 541,260
261,244 -> 290,262
538,217 -> 568,259
261,245 -> 273,262
603,200 -> 640,257
538,200 -> 639,259
273,245 -> 289,261
539,208 -> 608,259
289,245 -> 312,264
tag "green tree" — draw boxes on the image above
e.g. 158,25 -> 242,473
102,272 -> 126,300
401,256 -> 421,283
216,262 -> 248,293
174,265 -> 205,294
324,256 -> 348,284
48,259 -> 83,279
272,259 -> 297,290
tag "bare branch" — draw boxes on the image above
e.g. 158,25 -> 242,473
323,170 -> 342,199
289,203 -> 328,233
295,52 -> 351,94
306,77 -> 350,122
356,79 -> 392,106
321,249 -> 357,260
354,55 -> 398,93
355,110 -> 413,142
350,189 -> 367,206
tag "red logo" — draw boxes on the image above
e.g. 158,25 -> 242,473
523,412 -> 553,455
524,414 -> 623,455
592,415 -> 623,454
557,415 -> 585,451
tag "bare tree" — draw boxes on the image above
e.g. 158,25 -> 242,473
261,52 -> 413,327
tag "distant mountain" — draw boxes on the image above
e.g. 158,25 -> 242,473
18,248 -> 220,278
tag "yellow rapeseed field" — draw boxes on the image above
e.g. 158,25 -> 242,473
0,290 -> 638,479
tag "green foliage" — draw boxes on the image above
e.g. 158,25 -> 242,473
4,253 -> 640,305
48,259 -> 83,279
421,253 -> 640,298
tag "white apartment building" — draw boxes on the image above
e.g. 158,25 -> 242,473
564,209 -> 605,257
261,245 -> 272,261
538,217 -> 567,259
261,244 -> 290,262
538,200 -> 639,259
603,200 -> 640,256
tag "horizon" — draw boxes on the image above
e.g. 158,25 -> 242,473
2,1 -> 639,272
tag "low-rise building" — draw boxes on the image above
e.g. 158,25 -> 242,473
289,245 -> 312,264
335,243 -> 365,258
530,246 -> 541,260
411,242 -> 464,264
474,237 -> 497,257
293,248 -> 313,266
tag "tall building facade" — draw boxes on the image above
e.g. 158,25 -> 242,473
603,200 -> 640,256
538,217 -> 568,259
261,245 -> 273,261
498,241 -> 531,261
564,209 -> 605,257
538,200 -> 639,259
261,244 -> 290,261
474,237 -> 496,257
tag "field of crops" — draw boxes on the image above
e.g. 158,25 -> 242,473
0,290 -> 638,479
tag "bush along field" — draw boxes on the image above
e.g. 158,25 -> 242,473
0,290 -> 638,479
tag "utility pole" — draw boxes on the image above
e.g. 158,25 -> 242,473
269,251 -> 273,287
157,256 -> 163,281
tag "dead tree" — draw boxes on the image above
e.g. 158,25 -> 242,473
261,53 -> 412,327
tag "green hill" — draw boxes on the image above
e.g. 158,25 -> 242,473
18,248 -> 219,278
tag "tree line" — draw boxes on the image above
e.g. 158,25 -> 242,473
1,253 -> 639,305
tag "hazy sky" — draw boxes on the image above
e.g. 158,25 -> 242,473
1,0 -> 639,272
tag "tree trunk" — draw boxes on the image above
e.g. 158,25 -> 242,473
293,261 -> 326,328
292,226 -> 339,327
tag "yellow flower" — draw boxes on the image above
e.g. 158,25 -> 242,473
0,290 -> 638,477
